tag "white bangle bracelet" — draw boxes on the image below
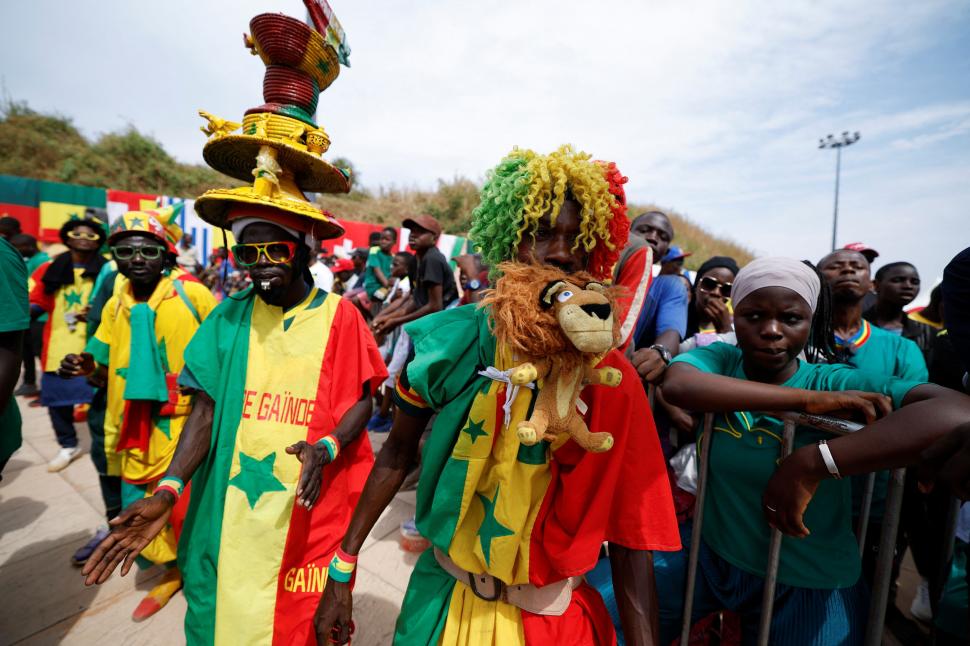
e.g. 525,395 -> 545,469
817,440 -> 842,479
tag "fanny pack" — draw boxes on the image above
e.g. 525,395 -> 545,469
433,547 -> 580,616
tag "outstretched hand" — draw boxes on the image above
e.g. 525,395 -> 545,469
761,445 -> 823,538
81,494 -> 174,585
314,578 -> 354,645
286,440 -> 330,509
803,390 -> 892,424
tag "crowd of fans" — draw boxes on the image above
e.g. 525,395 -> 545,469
1,204 -> 969,644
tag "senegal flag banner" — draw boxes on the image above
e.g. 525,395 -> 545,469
0,174 -> 41,236
38,180 -> 106,243
392,305 -> 680,645
178,287 -> 386,646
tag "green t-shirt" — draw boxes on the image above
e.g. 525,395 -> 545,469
0,238 -> 29,470
671,342 -> 923,589
363,248 -> 392,298
844,322 -> 928,518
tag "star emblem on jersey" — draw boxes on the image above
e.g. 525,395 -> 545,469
476,485 -> 514,566
462,418 -> 488,443
229,451 -> 287,509
64,290 -> 83,308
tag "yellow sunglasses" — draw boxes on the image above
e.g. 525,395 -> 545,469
66,230 -> 101,241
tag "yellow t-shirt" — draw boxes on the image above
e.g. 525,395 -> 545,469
41,267 -> 94,372
89,276 -> 216,479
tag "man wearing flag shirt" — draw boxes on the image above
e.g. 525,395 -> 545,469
61,206 -> 216,619
83,5 -> 386,642
29,214 -> 107,472
81,205 -> 386,644
316,146 -> 680,646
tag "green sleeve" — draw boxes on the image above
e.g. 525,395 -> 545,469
810,364 -> 924,410
403,305 -> 494,411
181,289 -> 255,398
896,337 -> 929,382
670,341 -> 739,375
0,239 -> 28,333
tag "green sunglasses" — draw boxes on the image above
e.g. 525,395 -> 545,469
112,245 -> 166,261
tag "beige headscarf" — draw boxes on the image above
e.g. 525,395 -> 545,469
731,257 -> 820,312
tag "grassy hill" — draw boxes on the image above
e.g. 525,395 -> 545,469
1,100 -> 751,268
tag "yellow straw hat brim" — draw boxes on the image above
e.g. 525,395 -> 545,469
195,186 -> 345,241
203,135 -> 351,194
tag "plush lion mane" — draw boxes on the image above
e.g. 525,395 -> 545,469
481,261 -> 622,365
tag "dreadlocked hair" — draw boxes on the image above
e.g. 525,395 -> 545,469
801,260 -> 847,364
468,145 -> 629,282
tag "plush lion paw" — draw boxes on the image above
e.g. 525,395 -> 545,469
598,367 -> 622,387
517,422 -> 539,446
510,363 -> 538,386
590,433 -> 614,453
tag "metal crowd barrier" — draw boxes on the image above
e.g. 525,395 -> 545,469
680,411 -> 904,646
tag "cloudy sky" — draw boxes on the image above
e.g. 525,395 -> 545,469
2,0 -> 968,289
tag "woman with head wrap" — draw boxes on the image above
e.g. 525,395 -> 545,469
653,257 -> 970,645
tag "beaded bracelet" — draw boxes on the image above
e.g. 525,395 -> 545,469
316,435 -> 341,462
155,475 -> 185,502
328,548 -> 357,583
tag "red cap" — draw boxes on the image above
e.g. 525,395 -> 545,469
402,214 -> 442,237
333,258 -> 355,272
843,242 -> 879,263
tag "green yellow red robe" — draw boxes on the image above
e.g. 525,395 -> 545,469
177,286 -> 386,646
392,305 -> 680,645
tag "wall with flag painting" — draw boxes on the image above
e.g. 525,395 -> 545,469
0,174 -> 470,265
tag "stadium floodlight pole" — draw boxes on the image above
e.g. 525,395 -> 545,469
819,131 -> 861,251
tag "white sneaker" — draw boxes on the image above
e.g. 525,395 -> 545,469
47,446 -> 83,472
909,578 -> 933,622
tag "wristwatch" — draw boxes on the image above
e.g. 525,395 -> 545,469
648,344 -> 672,365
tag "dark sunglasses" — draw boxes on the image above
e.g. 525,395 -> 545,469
231,241 -> 298,267
698,275 -> 733,298
112,245 -> 165,261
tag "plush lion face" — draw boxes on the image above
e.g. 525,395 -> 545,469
540,279 -> 615,353
482,261 -> 621,361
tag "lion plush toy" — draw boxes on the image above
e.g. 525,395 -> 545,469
482,262 -> 624,453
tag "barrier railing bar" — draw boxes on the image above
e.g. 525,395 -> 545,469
680,411 -> 900,646
755,418 -> 796,646
856,473 -> 876,555
863,467 -> 905,646
679,412 -> 713,646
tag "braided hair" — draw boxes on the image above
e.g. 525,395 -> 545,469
801,260 -> 848,364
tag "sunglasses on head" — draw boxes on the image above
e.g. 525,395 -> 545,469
698,275 -> 733,298
231,241 -> 298,267
112,245 -> 165,261
66,230 -> 101,241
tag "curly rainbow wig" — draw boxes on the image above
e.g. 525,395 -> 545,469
468,145 -> 630,281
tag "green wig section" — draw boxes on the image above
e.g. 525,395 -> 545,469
468,145 -> 622,280
467,151 -> 533,274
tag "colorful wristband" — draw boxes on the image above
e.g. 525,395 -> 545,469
156,476 -> 185,501
328,548 -> 357,583
317,435 -> 341,462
